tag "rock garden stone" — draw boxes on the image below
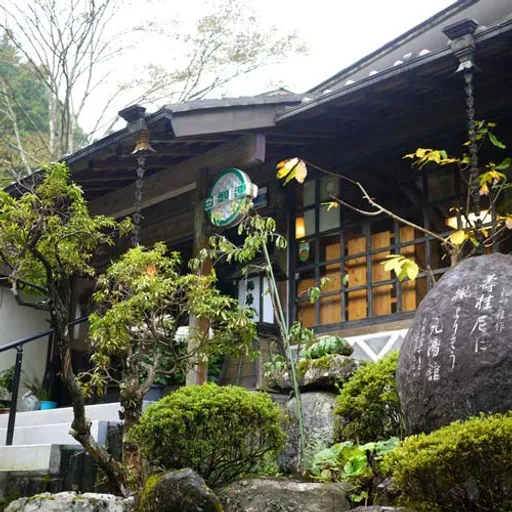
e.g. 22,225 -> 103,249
277,391 -> 337,474
137,468 -> 223,512
266,354 -> 357,392
397,253 -> 512,434
5,492 -> 134,512
219,478 -> 350,512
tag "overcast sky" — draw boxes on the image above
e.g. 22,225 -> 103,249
85,0 -> 456,132
231,0 -> 456,93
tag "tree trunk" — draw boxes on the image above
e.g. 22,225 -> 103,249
120,386 -> 143,488
48,90 -> 59,161
1,82 -> 31,176
51,305 -> 131,496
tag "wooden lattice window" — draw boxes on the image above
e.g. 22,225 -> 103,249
290,166 -> 477,330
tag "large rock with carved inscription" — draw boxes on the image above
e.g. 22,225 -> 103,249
397,253 -> 512,434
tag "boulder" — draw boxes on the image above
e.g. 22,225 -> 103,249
277,391 -> 337,474
397,253 -> 512,434
219,478 -> 350,512
137,468 -> 223,512
266,355 -> 357,392
5,492 -> 134,512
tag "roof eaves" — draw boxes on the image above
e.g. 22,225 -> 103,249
308,0 -> 478,94
64,126 -> 130,165
277,47 -> 450,123
64,107 -> 175,166
277,19 -> 512,123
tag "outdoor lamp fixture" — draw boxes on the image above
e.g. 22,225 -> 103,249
446,209 -> 490,230
295,216 -> 306,239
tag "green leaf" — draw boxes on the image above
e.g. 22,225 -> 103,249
489,131 -> 506,149
495,157 -> 512,171
309,287 -> 321,303
405,261 -> 419,281
343,455 -> 368,477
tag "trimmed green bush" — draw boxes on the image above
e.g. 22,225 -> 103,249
390,414 -> 512,512
335,351 -> 403,443
131,383 -> 285,487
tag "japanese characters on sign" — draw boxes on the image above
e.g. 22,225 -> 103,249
204,168 -> 258,227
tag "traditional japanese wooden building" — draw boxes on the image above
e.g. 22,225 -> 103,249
61,2 -> 512,386
3,0 -> 512,391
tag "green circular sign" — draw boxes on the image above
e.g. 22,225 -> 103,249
204,168 -> 258,227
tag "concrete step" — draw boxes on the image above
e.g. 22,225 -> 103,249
0,402 -> 127,428
0,444 -> 63,472
0,420 -> 119,446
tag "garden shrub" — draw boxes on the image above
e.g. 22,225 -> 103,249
390,413 -> 512,512
131,383 -> 285,487
335,351 -> 403,443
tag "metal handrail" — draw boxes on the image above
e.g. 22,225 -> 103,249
1,316 -> 89,445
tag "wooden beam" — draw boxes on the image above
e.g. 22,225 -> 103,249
187,167 -> 211,386
88,134 -> 266,218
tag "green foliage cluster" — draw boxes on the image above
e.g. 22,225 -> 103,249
299,335 -> 352,359
22,374 -> 51,401
335,352 -> 403,443
0,35 -> 50,183
87,243 -> 255,399
131,383 -> 285,487
0,366 -> 15,402
391,414 -> 512,512
0,367 -> 14,393
0,163 -> 131,293
263,354 -> 287,381
311,437 -> 399,505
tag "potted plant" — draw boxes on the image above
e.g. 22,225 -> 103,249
22,375 -> 57,410
0,366 -> 15,413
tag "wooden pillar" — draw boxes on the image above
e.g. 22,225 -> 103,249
186,168 -> 211,386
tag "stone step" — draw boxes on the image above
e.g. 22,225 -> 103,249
0,444 -> 63,472
0,420 -> 118,446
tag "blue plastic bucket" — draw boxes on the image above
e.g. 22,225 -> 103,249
40,401 -> 58,410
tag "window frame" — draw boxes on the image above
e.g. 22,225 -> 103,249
287,166 -> 494,331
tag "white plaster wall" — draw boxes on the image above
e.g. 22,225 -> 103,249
0,287 -> 50,405
346,329 -> 408,361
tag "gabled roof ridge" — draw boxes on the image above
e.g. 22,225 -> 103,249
164,93 -> 304,113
